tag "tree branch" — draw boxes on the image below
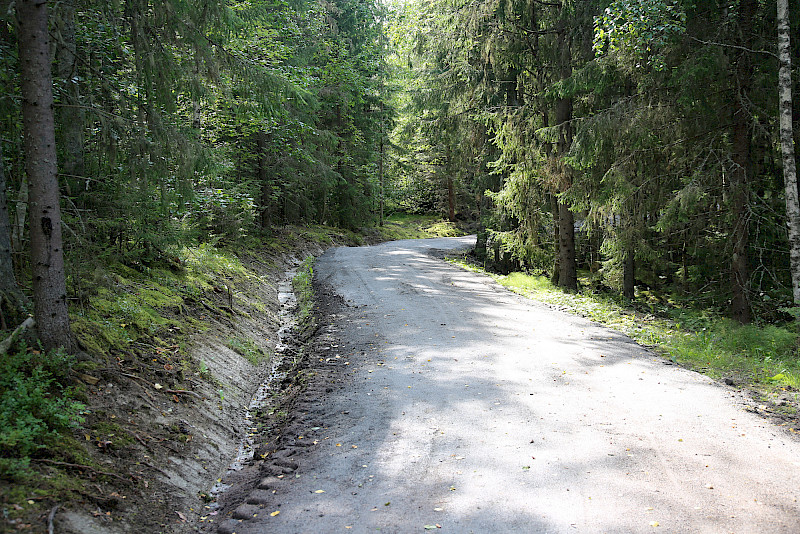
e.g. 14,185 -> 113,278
688,36 -> 778,60
0,316 -> 34,355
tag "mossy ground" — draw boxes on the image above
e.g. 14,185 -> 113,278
376,213 -> 469,241
0,225 -> 366,532
226,336 -> 268,365
293,256 -> 316,323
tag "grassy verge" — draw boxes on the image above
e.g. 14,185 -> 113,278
227,336 -> 268,365
451,260 -> 800,401
376,213 -> 468,241
292,256 -> 315,324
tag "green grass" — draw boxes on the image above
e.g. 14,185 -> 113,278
0,223 -> 376,526
451,260 -> 800,394
293,256 -> 315,323
226,336 -> 267,365
377,214 -> 467,241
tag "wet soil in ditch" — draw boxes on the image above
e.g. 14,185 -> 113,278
202,281 -> 355,533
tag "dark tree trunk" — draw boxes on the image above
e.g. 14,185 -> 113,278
554,27 -> 577,291
447,176 -> 455,222
728,0 -> 757,324
17,0 -> 76,351
549,194 -> 560,286
0,143 -> 29,326
444,146 -> 455,222
557,200 -> 577,290
622,247 -> 635,299
730,105 -> 751,323
55,0 -> 84,195
682,242 -> 689,293
257,131 -> 272,230
379,125 -> 384,227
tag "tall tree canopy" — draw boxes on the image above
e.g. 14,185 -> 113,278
1,0 -> 799,348
1,0 -> 390,347
395,0 -> 799,324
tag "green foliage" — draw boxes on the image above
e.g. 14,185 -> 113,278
594,0 -> 687,71
409,0 -> 797,324
292,256 -> 315,322
0,0 -> 393,311
479,264 -> 800,392
499,272 -> 554,294
227,336 -> 267,365
70,245 -> 253,356
667,322 -> 800,387
0,345 -> 86,479
378,214 -> 467,241
183,244 -> 250,281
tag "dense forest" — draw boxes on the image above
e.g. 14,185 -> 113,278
1,0 -> 800,527
390,0 -> 800,326
2,0 -> 391,349
0,0 -> 797,349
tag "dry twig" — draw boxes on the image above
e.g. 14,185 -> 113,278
47,504 -> 60,534
165,389 -> 202,399
34,459 -> 131,483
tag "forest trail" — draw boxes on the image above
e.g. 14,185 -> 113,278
217,236 -> 800,533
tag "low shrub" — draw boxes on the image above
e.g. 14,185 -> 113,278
0,344 -> 86,480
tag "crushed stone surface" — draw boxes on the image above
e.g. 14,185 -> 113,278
215,236 -> 800,533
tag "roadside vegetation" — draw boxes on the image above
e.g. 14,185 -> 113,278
377,214 -> 468,241
1,0 -> 798,527
292,256 -> 316,325
0,225 -> 346,530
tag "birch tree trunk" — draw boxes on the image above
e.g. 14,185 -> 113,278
777,0 -> 800,304
17,0 -> 76,351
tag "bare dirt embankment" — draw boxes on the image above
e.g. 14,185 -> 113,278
43,235 -> 348,534
2,218 -> 469,534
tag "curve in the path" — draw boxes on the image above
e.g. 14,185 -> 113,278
220,236 -> 800,534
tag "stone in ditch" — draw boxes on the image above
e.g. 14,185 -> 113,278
258,476 -> 282,489
232,504 -> 262,520
246,489 -> 274,505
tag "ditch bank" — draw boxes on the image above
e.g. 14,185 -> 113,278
44,234 -> 354,534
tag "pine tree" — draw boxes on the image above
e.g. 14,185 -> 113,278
17,0 -> 76,351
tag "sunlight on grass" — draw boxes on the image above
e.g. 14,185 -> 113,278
378,214 -> 467,241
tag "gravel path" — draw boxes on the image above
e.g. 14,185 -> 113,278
218,236 -> 800,533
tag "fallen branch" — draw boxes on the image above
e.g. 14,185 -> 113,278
47,504 -> 60,534
119,371 -> 150,383
165,389 -> 202,399
142,461 -> 169,477
118,372 -> 156,403
34,459 -> 131,483
133,433 -> 151,449
0,316 -> 34,355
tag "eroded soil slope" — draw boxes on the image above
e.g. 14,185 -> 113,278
1,234 -> 341,534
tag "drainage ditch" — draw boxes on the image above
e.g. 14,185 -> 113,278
208,263 -> 303,503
